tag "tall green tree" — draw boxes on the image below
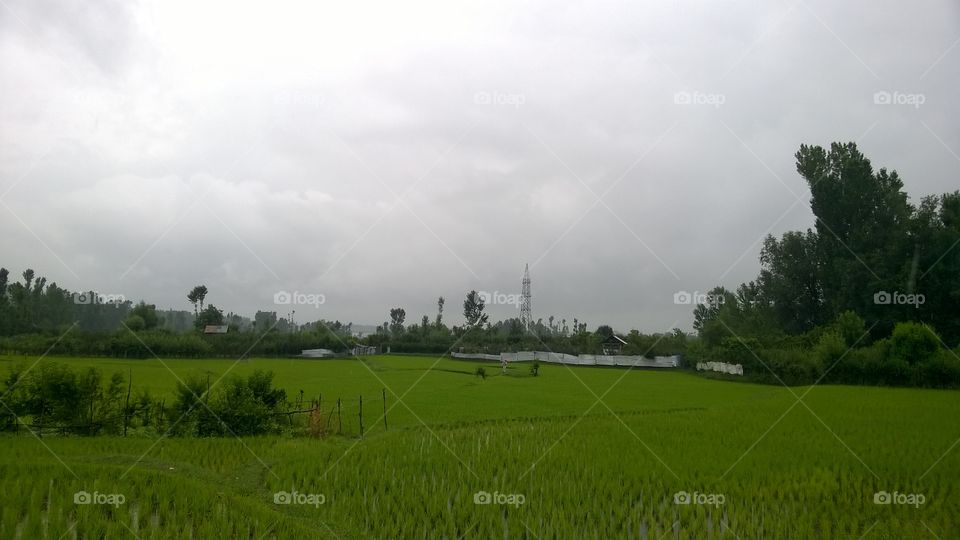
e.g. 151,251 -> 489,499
389,307 -> 406,335
435,296 -> 445,328
795,142 -> 912,329
758,229 -> 824,333
463,290 -> 489,327
187,285 -> 208,317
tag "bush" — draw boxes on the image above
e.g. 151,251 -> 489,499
814,332 -> 847,370
717,337 -> 763,369
833,311 -> 868,347
124,315 -> 146,332
889,322 -> 941,365
878,357 -> 913,386
760,349 -> 822,385
170,370 -> 287,436
831,345 -> 884,385
918,351 -> 960,388
0,362 -> 128,435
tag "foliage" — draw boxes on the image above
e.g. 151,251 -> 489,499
888,322 -> 941,365
690,143 -> 960,387
462,290 -> 489,327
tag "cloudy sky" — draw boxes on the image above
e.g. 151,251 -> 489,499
1,0 -> 958,332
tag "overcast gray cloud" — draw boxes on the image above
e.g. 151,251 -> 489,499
1,0 -> 958,331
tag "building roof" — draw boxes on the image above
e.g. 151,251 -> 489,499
203,325 -> 229,334
603,334 -> 628,345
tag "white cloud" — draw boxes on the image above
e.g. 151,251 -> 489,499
1,0 -> 958,329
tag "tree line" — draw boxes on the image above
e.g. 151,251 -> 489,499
0,363 -> 292,437
690,142 -> 960,387
1,142 -> 956,387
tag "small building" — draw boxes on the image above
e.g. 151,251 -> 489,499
203,325 -> 229,335
602,334 -> 627,355
301,348 -> 335,358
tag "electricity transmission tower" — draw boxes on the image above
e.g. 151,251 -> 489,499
520,263 -> 532,331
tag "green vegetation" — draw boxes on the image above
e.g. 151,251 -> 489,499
689,142 -> 960,386
0,354 -> 958,538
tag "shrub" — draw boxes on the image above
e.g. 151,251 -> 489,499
878,358 -> 913,386
760,349 -> 821,385
831,345 -> 884,385
918,351 -> 960,388
833,311 -> 868,347
888,322 -> 941,365
814,332 -> 847,370
124,314 -> 146,332
717,337 -> 763,369
170,370 -> 287,436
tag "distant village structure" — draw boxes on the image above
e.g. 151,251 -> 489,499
203,325 -> 229,335
602,334 -> 627,355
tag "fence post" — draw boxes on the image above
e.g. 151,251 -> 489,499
37,380 -> 44,439
123,368 -> 132,437
158,398 -> 165,429
359,395 -> 363,439
382,388 -> 388,431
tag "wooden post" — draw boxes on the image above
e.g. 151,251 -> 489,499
382,388 -> 388,431
359,395 -> 363,439
123,368 -> 132,437
158,398 -> 165,429
37,376 -> 44,439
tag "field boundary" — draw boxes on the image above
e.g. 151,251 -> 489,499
451,351 -> 680,368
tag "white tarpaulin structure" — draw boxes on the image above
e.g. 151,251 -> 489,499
451,351 -> 680,368
696,361 -> 744,376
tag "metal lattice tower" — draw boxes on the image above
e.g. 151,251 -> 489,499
520,263 -> 532,331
